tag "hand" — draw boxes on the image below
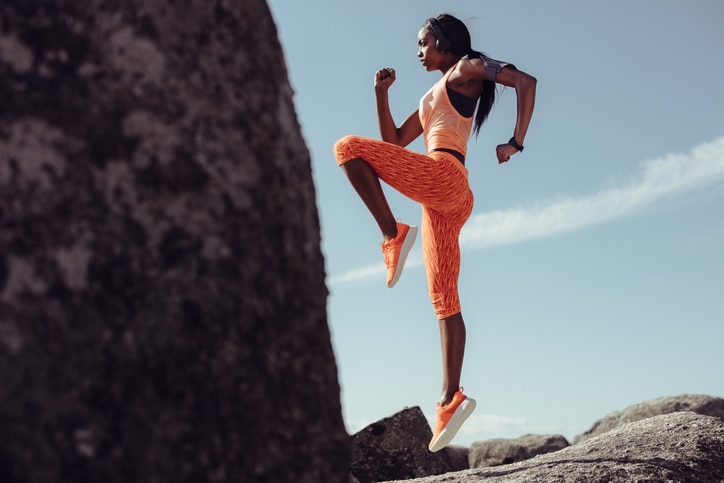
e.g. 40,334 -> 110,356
374,67 -> 396,91
496,143 -> 519,164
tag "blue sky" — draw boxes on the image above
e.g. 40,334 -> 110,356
267,1 -> 724,445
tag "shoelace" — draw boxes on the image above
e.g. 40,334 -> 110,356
382,240 -> 395,267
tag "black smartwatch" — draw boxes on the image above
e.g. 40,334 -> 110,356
508,136 -> 524,152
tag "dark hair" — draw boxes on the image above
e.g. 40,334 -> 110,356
425,14 -> 497,137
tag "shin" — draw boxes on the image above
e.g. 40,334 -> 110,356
438,312 -> 466,406
340,157 -> 398,240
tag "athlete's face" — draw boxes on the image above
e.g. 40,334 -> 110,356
417,28 -> 443,72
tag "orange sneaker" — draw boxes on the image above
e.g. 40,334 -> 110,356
428,388 -> 476,452
381,222 -> 418,288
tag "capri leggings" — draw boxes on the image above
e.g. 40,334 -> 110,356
334,135 -> 474,319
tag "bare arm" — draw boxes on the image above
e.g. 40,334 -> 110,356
492,66 -> 537,163
453,59 -> 537,163
374,68 -> 423,147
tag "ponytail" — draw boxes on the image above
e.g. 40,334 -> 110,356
430,14 -> 500,137
467,49 -> 496,138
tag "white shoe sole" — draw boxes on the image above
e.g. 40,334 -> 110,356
429,397 -> 476,452
387,225 -> 418,288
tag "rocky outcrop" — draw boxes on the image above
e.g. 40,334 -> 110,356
0,1 -> 348,482
385,412 -> 724,482
443,446 -> 471,473
468,434 -> 569,469
350,407 -> 455,483
573,394 -> 724,443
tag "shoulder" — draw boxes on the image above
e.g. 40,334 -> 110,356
446,59 -> 484,98
454,57 -> 485,79
456,55 -> 519,84
454,56 -> 512,83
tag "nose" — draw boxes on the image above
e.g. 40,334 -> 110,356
417,48 -> 423,58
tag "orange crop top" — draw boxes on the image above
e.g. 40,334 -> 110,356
418,65 -> 474,158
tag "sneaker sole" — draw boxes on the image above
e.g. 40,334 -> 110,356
387,225 -> 418,288
429,397 -> 476,452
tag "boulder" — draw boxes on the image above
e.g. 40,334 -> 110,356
0,0 -> 348,482
383,412 -> 724,482
443,445 -> 471,472
350,407 -> 455,482
573,394 -> 724,444
468,434 -> 569,468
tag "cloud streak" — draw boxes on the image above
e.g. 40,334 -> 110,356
330,136 -> 724,285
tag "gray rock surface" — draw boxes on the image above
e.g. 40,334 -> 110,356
574,394 -> 724,443
443,445 -> 471,472
350,407 -> 454,482
469,434 -> 569,468
384,412 -> 724,482
0,1 -> 348,482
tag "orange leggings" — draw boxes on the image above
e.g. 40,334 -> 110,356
334,135 -> 474,319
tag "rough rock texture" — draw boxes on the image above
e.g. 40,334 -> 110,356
443,445 -> 471,472
573,394 -> 724,444
350,407 -> 456,483
0,1 -> 349,482
469,434 -> 569,469
383,412 -> 724,482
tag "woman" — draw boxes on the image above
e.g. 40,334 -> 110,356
333,13 -> 536,452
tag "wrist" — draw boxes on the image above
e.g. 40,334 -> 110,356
508,136 -> 524,152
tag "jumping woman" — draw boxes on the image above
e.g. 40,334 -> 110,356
334,13 -> 536,451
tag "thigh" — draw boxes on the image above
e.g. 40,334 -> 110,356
421,206 -> 464,319
335,135 -> 461,206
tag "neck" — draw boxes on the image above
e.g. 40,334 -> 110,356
438,56 -> 461,75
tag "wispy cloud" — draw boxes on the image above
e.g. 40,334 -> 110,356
461,136 -> 724,250
330,136 -> 724,285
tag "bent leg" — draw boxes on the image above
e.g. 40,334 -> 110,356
339,157 -> 398,240
334,135 -> 464,209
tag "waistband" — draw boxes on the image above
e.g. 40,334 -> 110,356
429,150 -> 469,177
431,147 -> 465,164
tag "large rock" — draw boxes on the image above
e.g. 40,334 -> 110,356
383,412 -> 724,482
350,407 -> 455,482
468,434 -> 569,468
443,445 -> 471,472
0,1 -> 349,482
573,394 -> 724,444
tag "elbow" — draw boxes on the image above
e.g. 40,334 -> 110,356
516,74 -> 537,101
522,73 -> 537,91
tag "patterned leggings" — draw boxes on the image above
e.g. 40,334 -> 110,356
334,135 -> 474,319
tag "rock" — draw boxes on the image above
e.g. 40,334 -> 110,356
573,394 -> 724,444
441,445 -> 470,472
350,407 -> 454,483
0,1 -> 348,482
383,412 -> 724,482
468,434 -> 569,468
